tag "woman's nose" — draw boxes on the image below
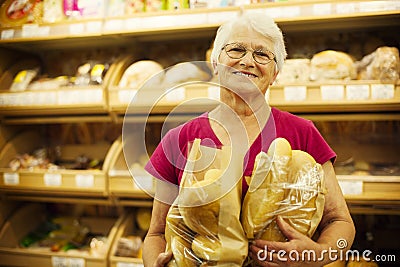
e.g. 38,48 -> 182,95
239,51 -> 255,67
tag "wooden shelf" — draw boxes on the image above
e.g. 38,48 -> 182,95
0,203 -> 124,267
0,131 -> 118,197
0,0 -> 398,51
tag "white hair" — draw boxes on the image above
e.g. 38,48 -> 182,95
210,12 -> 287,71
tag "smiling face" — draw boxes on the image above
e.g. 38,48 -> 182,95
216,24 -> 278,97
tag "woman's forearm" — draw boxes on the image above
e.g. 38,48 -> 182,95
142,234 -> 167,267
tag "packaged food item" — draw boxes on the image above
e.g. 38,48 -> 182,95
355,46 -> 400,82
119,60 -> 164,89
125,0 -> 145,14
310,50 -> 357,81
165,139 -> 247,266
165,0 -> 188,10
163,62 -> 212,89
145,0 -> 163,12
74,62 -> 109,86
0,0 -> 38,27
10,68 -> 39,91
115,236 -> 142,257
241,138 -> 325,243
43,0 -> 65,23
347,258 -> 379,267
276,58 -> 311,83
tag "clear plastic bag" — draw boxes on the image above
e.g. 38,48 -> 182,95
165,139 -> 248,266
241,138 -> 326,243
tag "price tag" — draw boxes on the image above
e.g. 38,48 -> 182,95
124,17 -> 142,30
22,24 -> 39,37
281,6 -> 300,18
371,84 -> 395,99
69,257 -> 85,267
265,7 -> 282,19
359,1 -> 385,12
165,87 -> 185,102
52,257 -> 85,267
77,89 -> 103,104
284,86 -> 307,101
75,174 -> 94,188
104,19 -> 124,31
338,180 -> 363,195
118,89 -> 137,103
320,85 -> 344,100
3,173 -> 19,185
37,26 -> 50,37
346,84 -> 370,100
69,23 -> 85,35
117,262 -> 144,267
44,173 -> 62,186
52,256 -> 68,267
86,21 -> 102,33
313,3 -> 332,16
336,3 -> 356,14
207,86 -> 220,100
39,91 -> 57,105
1,29 -> 14,39
207,11 -> 237,24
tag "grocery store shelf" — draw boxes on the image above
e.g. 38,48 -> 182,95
0,0 -> 398,51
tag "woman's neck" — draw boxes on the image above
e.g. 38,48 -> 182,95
209,88 -> 271,147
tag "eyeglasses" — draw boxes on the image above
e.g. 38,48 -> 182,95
222,43 -> 276,65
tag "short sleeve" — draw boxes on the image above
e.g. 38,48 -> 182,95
144,129 -> 181,185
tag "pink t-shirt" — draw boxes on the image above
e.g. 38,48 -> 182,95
145,107 -> 336,194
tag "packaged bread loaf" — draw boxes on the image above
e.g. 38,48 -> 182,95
276,59 -> 311,83
310,50 -> 357,81
355,46 -> 399,82
241,138 -> 326,243
119,60 -> 164,89
165,139 -> 247,266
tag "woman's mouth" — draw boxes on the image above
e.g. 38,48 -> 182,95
233,71 -> 257,78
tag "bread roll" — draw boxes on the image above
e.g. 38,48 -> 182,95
323,260 -> 346,267
163,62 -> 211,87
356,46 -> 399,81
119,60 -> 164,88
347,259 -> 379,267
192,234 -> 222,262
262,149 -> 324,241
168,235 -> 199,267
310,50 -> 357,81
179,168 -> 222,236
276,58 -> 311,83
241,138 -> 292,239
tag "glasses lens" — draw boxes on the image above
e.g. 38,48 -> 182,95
224,43 -> 275,64
253,50 -> 275,64
225,44 -> 246,59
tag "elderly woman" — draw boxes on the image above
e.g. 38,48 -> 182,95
142,13 -> 355,267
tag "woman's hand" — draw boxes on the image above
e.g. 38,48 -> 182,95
152,251 -> 173,267
249,216 -> 327,267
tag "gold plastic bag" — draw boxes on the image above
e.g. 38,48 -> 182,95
165,139 -> 248,266
241,138 -> 326,242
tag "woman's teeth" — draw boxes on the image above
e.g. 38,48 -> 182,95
234,72 -> 256,78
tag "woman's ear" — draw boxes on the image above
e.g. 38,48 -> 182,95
270,70 -> 279,85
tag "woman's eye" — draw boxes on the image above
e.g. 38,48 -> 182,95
255,51 -> 268,57
231,47 -> 246,52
